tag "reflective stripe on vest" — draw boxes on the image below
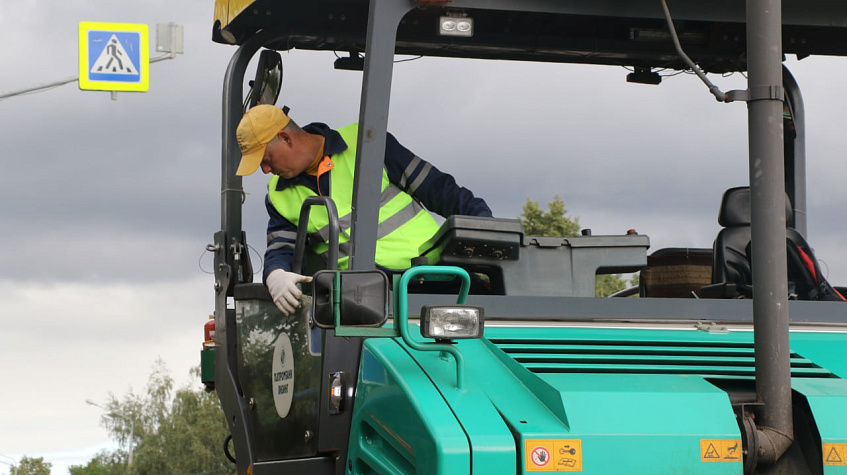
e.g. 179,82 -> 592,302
267,123 -> 439,270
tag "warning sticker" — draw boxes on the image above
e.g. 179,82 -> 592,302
824,443 -> 847,466
700,439 -> 742,462
524,439 -> 582,472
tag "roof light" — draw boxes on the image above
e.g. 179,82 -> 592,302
420,305 -> 484,340
439,16 -> 474,37
219,28 -> 237,45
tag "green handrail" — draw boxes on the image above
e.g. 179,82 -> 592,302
394,266 -> 471,389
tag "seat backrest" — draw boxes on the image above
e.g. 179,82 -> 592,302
711,186 -> 793,287
712,227 -> 752,286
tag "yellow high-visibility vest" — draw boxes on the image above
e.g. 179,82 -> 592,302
268,123 -> 439,270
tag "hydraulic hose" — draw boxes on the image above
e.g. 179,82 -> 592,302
660,0 -> 727,102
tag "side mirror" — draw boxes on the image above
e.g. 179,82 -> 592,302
245,49 -> 282,110
311,270 -> 389,329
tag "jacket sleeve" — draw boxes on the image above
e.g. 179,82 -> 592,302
263,194 -> 298,281
383,132 -> 493,218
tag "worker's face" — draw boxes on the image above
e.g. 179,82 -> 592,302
260,131 -> 308,178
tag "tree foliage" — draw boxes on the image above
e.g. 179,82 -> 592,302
68,451 -> 127,475
518,196 -> 630,297
70,360 -> 233,475
519,196 -> 581,238
10,456 -> 51,475
595,273 -> 630,297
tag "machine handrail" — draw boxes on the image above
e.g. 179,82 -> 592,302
292,196 -> 341,274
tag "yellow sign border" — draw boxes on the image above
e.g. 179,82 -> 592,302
79,22 -> 149,92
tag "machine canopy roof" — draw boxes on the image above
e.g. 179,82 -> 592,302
214,0 -> 847,72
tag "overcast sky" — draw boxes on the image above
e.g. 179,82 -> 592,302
3,0 -> 847,473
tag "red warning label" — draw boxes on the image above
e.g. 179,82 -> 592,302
524,439 -> 583,472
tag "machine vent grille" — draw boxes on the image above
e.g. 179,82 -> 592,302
354,418 -> 416,474
488,338 -> 836,379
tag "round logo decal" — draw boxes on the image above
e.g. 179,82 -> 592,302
272,333 -> 295,418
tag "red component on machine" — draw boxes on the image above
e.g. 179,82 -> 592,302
204,316 -> 216,343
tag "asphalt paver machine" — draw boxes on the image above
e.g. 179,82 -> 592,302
205,0 -> 847,473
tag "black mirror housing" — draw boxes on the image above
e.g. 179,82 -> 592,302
312,270 -> 389,329
246,49 -> 282,110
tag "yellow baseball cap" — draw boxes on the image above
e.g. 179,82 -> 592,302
235,105 -> 291,176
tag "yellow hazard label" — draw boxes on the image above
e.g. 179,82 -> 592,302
700,439 -> 742,462
824,443 -> 847,466
524,439 -> 582,472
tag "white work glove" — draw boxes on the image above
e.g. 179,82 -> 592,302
266,269 -> 313,315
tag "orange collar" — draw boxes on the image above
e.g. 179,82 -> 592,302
316,155 -> 334,177
313,155 -> 334,196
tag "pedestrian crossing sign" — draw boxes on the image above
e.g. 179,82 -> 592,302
79,22 -> 149,92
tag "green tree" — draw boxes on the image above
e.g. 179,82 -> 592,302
595,273 -> 629,297
519,196 -> 581,237
68,451 -> 127,475
10,456 -> 51,475
518,196 -> 629,297
71,361 -> 233,475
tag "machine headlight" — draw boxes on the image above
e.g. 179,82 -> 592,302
439,16 -> 474,37
420,305 -> 484,340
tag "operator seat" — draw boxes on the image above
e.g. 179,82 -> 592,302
704,186 -> 844,300
704,186 -> 791,298
710,186 -> 788,295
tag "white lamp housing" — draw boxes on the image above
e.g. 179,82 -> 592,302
439,16 -> 474,37
420,305 -> 484,340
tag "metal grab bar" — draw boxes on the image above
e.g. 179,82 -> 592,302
292,196 -> 341,273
